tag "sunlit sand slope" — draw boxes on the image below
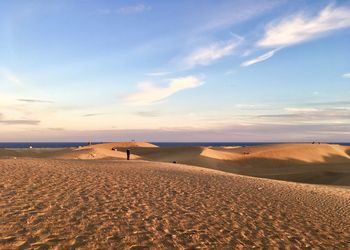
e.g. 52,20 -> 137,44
60,142 -> 157,159
0,158 -> 349,249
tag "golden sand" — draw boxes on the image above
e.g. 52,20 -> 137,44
1,158 -> 350,249
1,143 -> 350,248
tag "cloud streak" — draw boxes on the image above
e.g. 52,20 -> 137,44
125,76 -> 203,105
82,113 -> 106,117
342,73 -> 350,79
0,119 -> 40,125
97,4 -> 151,15
183,38 -> 241,68
134,111 -> 161,117
258,5 -> 350,48
241,5 -> 350,67
117,4 -> 151,14
147,71 -> 170,77
18,99 -> 53,104
241,48 -> 280,67
0,67 -> 22,86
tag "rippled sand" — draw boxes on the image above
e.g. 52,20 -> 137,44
1,158 -> 349,249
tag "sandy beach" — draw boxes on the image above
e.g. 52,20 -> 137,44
1,144 -> 350,249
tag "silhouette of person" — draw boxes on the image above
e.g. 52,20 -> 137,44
126,149 -> 131,160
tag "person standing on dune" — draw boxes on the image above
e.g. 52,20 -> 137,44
126,149 -> 131,160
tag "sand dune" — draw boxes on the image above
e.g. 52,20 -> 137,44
1,158 -> 349,249
1,143 -> 350,186
59,141 -> 157,160
214,143 -> 350,163
58,147 -> 140,160
132,144 -> 350,186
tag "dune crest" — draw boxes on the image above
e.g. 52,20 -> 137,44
87,141 -> 158,149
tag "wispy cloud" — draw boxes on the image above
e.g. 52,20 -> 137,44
125,76 -> 203,105
183,38 -> 241,68
285,107 -> 319,112
0,119 -> 40,125
342,73 -> 350,78
134,111 -> 161,117
241,48 -> 280,67
147,71 -> 170,77
0,67 -> 22,86
48,128 -> 65,131
17,99 -> 53,104
303,101 -> 350,107
235,104 -> 270,110
117,4 -> 151,15
241,5 -> 350,66
199,1 -> 283,33
82,113 -> 106,117
258,5 -> 350,48
258,107 -> 350,123
97,4 -> 151,15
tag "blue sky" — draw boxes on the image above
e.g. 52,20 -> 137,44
0,0 -> 350,142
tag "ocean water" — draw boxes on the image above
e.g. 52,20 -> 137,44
0,142 -> 349,148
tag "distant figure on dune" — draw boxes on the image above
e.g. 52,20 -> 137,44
126,149 -> 131,160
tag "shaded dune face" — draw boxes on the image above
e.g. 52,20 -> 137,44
346,148 -> 350,157
132,144 -> 350,186
1,159 -> 349,249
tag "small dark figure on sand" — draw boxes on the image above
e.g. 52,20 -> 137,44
126,149 -> 131,160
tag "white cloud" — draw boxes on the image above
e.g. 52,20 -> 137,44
147,71 -> 170,77
342,73 -> 350,78
258,5 -> 350,48
285,108 -> 319,113
183,39 -> 241,68
241,48 -> 279,67
118,4 -> 151,15
236,104 -> 258,108
0,67 -> 22,86
125,76 -> 203,105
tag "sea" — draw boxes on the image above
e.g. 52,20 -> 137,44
0,142 -> 349,148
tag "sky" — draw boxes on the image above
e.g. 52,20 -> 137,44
0,0 -> 350,142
